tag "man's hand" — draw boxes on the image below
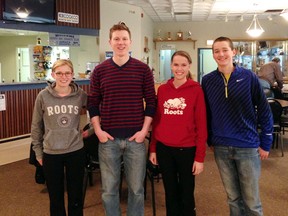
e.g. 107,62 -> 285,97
96,129 -> 114,143
258,147 -> 269,160
128,130 -> 147,143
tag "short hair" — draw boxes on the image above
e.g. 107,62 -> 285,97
212,36 -> 234,51
109,21 -> 131,40
272,57 -> 280,63
52,59 -> 74,73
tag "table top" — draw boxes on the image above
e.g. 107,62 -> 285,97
275,99 -> 288,108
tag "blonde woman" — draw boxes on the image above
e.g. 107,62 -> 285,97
31,59 -> 87,216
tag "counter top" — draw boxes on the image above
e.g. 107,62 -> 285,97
0,78 -> 90,91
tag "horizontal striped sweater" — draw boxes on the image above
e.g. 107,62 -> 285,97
201,65 -> 273,151
88,57 -> 156,138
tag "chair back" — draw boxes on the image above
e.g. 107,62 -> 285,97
83,124 -> 99,167
268,99 -> 283,125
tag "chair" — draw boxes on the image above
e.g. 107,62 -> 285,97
144,131 -> 161,216
280,113 -> 288,134
268,99 -> 284,156
278,99 -> 288,135
82,124 -> 124,205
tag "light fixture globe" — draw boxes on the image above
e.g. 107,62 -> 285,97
16,7 -> 29,18
280,9 -> 288,21
246,14 -> 264,37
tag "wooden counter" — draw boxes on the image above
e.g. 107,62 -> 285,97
0,79 -> 90,141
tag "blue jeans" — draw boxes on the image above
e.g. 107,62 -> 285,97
214,146 -> 263,216
98,138 -> 146,216
258,78 -> 274,98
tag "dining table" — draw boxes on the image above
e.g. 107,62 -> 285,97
275,99 -> 288,109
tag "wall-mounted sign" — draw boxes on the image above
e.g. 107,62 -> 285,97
58,12 -> 79,24
49,33 -> 80,46
160,44 -> 176,49
0,94 -> 6,111
105,51 -> 113,59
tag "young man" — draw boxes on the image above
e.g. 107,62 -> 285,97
87,22 -> 156,216
201,36 -> 273,216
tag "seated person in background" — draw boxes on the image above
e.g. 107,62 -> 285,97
258,57 -> 284,98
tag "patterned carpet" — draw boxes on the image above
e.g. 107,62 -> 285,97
0,142 -> 287,216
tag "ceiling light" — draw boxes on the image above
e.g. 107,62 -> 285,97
280,9 -> 288,21
16,7 -> 29,18
246,14 -> 264,37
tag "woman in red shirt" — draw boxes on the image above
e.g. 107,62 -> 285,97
149,50 -> 207,216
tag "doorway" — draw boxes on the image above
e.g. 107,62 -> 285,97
197,48 -> 217,83
17,48 -> 30,82
159,49 -> 175,81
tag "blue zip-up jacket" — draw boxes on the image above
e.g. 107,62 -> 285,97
201,65 -> 273,151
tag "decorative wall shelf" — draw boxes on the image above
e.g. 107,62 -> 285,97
153,39 -> 197,50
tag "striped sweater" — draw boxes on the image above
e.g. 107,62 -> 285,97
201,65 -> 273,151
87,57 -> 156,138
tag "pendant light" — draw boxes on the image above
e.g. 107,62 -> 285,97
280,9 -> 288,21
16,6 -> 29,18
246,14 -> 264,37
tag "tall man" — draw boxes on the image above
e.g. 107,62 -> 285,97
202,36 -> 273,216
87,22 -> 156,216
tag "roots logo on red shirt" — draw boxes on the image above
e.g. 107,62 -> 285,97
163,97 -> 186,115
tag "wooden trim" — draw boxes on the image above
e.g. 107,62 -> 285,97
0,83 -> 90,140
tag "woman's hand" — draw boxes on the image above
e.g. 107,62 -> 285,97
192,161 -> 204,175
37,159 -> 43,166
149,152 -> 158,165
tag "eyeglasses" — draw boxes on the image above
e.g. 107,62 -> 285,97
54,72 -> 73,77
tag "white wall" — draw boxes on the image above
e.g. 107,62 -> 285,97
0,35 -> 99,82
140,8 -> 154,69
152,18 -> 288,80
0,36 -> 36,82
100,0 -> 154,65
69,35 -> 100,74
1,0 -> 288,82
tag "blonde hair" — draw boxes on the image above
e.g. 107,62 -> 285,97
52,59 -> 74,73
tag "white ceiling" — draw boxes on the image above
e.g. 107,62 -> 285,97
110,0 -> 288,22
1,0 -> 288,36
